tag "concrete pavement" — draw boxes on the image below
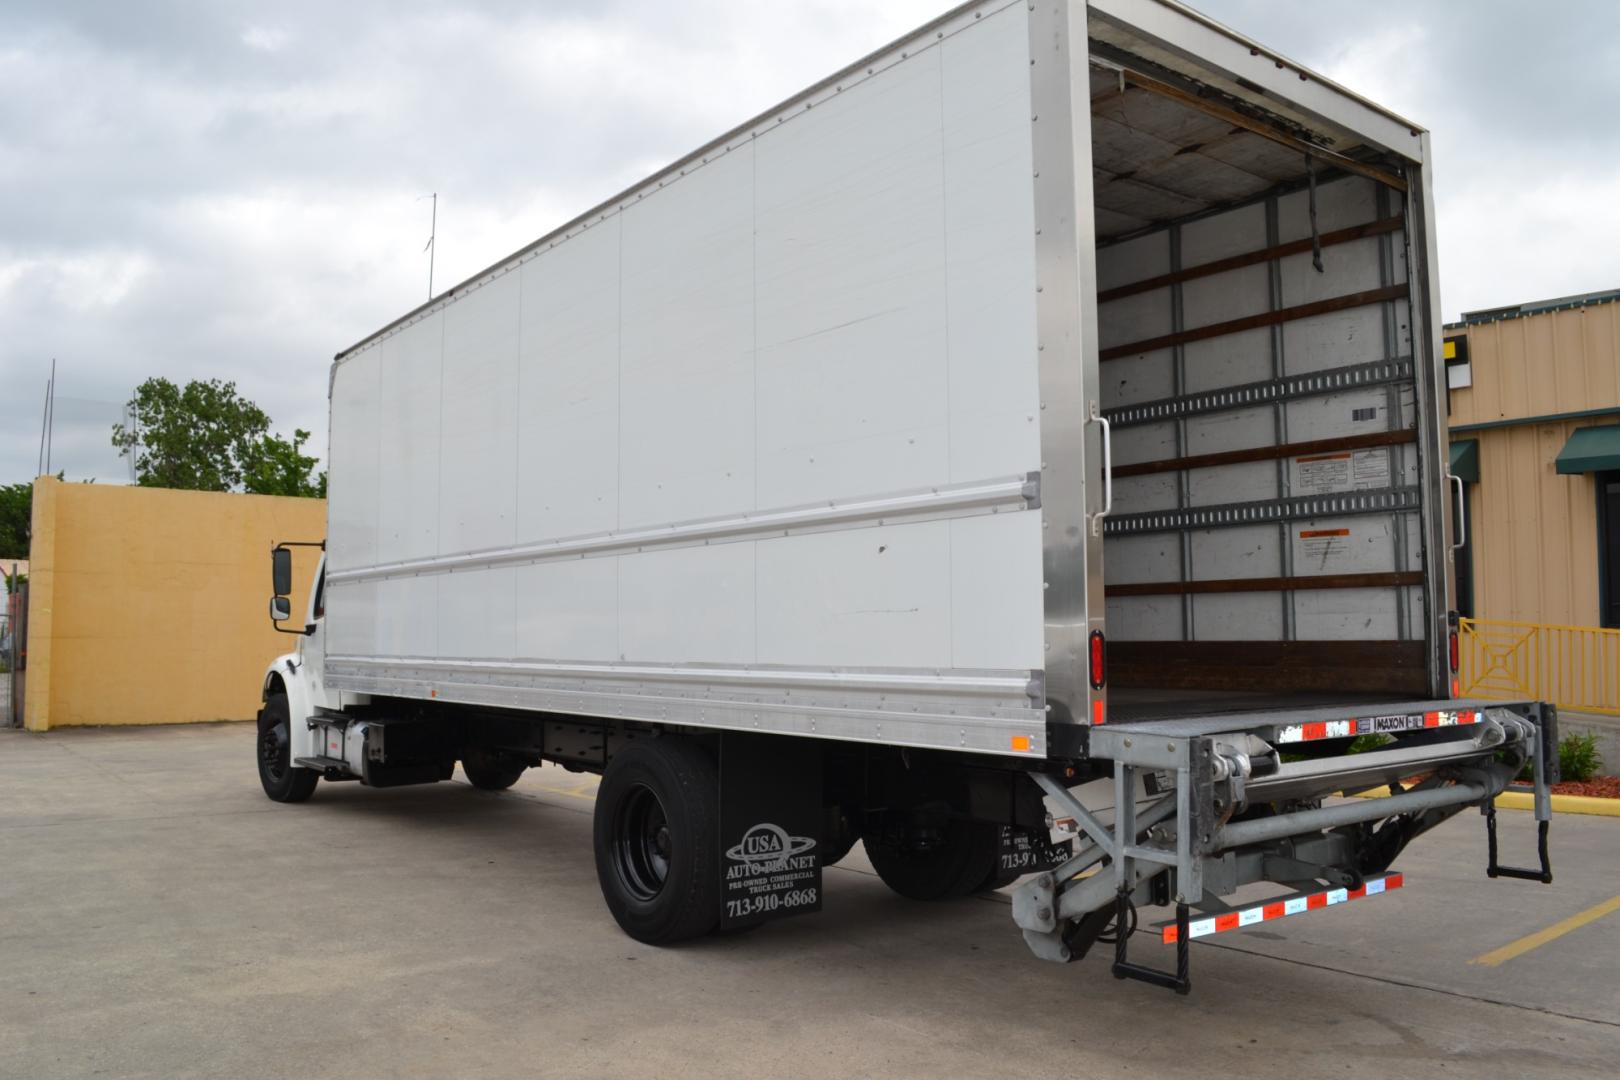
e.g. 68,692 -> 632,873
1,722 -> 1616,1079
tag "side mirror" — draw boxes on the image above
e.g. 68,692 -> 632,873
271,547 -> 292,597
270,596 -> 291,622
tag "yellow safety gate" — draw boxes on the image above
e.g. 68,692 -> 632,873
1458,617 -> 1620,716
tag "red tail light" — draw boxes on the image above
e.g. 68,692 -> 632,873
1449,630 -> 1459,673
1088,630 -> 1106,690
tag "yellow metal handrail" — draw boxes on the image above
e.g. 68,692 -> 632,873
1458,617 -> 1620,716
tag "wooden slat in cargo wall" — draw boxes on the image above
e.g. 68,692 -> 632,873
1097,216 -> 1404,304
1109,640 -> 1430,695
1112,429 -> 1415,479
1106,571 -> 1423,597
1100,284 -> 1409,362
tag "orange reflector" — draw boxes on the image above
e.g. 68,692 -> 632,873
1453,678 -> 1460,697
1010,735 -> 1032,753
1092,699 -> 1105,725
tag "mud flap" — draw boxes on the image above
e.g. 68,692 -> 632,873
996,825 -> 1071,877
718,732 -> 823,930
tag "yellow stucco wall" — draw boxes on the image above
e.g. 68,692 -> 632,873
24,478 -> 326,731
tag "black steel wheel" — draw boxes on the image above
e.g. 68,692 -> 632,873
592,738 -> 721,944
862,817 -> 999,901
256,691 -> 318,803
611,783 -> 673,900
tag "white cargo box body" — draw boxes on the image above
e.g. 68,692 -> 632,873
322,0 -> 1456,760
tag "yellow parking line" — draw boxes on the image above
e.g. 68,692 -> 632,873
529,783 -> 599,803
1469,893 -> 1620,967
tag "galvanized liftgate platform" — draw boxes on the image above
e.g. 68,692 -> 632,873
1013,700 -> 1555,993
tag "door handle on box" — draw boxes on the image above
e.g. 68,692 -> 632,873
1090,401 -> 1113,538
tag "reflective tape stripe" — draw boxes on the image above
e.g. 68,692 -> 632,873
1278,707 -> 1483,743
1160,874 -> 1405,943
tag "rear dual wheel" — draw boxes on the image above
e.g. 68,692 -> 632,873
593,738 -> 722,945
461,749 -> 526,791
862,818 -> 1001,901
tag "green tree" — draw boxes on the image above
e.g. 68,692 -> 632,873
111,378 -> 323,497
0,482 -> 31,559
113,377 -> 269,490
241,428 -> 327,498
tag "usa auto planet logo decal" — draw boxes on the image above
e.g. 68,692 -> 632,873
725,822 -> 816,872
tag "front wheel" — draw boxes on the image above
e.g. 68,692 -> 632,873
257,692 -> 318,803
592,738 -> 721,945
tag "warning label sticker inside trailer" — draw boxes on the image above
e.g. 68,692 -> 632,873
1293,447 -> 1390,495
1297,527 -> 1352,569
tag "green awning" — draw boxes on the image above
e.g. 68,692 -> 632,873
1449,439 -> 1479,483
1554,425 -> 1620,475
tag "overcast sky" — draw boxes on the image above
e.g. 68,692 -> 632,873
3,0 -> 1617,484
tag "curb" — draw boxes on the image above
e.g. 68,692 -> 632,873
1349,788 -> 1620,817
1496,790 -> 1620,818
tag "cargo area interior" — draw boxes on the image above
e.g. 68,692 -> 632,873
1083,32 -> 1439,722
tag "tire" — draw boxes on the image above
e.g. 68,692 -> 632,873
820,805 -> 858,868
977,865 -> 1022,893
257,692 -> 318,803
461,749 -> 525,791
862,818 -> 999,901
593,738 -> 721,945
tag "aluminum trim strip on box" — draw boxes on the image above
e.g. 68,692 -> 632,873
323,664 -> 1048,758
324,654 -> 1038,699
1403,139 -> 1456,697
327,473 -> 1037,584
1028,0 -> 1103,729
1102,485 -> 1422,536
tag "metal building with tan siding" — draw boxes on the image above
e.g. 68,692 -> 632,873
1444,289 -> 1620,629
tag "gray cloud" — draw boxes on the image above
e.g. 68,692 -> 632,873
3,0 -> 1618,484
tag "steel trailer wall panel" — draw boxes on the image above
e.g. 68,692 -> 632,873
941,12 -> 1042,484
513,559 -> 619,663
754,52 -> 949,510
376,316 -> 442,565
516,216 -> 621,542
326,342 -> 380,657
321,0 -> 1049,755
757,521 -> 951,670
619,146 -> 756,531
440,272 -> 521,554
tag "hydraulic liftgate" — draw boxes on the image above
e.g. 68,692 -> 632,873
1012,700 -> 1555,993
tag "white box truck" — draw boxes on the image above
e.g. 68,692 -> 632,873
259,0 -> 1556,990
